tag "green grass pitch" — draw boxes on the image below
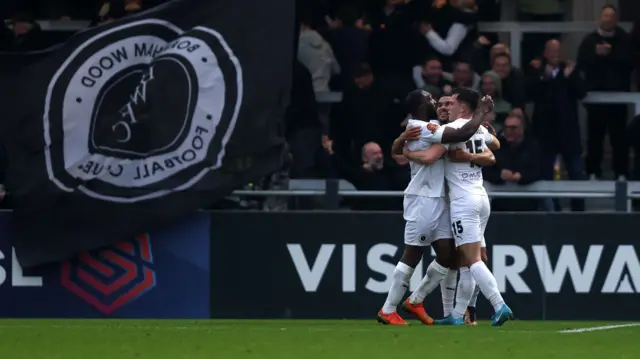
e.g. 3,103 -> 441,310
1,319 -> 638,359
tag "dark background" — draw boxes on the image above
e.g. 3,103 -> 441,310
210,211 -> 640,320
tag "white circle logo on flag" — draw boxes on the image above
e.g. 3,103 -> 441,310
44,19 -> 243,202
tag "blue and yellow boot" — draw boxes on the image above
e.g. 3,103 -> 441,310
434,314 -> 464,326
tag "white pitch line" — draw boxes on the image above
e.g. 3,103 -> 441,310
558,323 -> 640,333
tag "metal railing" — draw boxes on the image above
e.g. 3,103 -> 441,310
232,179 -> 638,212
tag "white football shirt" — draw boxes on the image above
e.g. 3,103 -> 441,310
404,119 -> 449,197
443,118 -> 494,200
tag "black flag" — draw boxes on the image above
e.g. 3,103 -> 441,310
1,0 -> 294,267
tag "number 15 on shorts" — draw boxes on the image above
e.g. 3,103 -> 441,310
452,220 -> 463,237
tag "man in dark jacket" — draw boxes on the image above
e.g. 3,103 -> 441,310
528,39 -> 587,211
483,114 -> 541,211
577,4 -> 633,181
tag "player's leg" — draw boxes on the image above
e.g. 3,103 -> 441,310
404,238 -> 454,324
378,196 -> 425,325
465,238 -> 486,325
435,199 -> 477,325
465,195 -> 513,326
440,248 -> 459,318
401,198 -> 451,324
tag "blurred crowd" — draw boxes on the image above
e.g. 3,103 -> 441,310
3,0 -> 640,212
289,0 -> 640,212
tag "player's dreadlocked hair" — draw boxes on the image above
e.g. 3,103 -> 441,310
405,90 -> 437,120
452,87 -> 480,112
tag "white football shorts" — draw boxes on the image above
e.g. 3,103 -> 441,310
403,195 -> 452,247
450,194 -> 490,247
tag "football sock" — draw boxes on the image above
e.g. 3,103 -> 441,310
470,261 -> 505,312
468,284 -> 481,307
441,268 -> 458,317
452,267 -> 475,319
409,260 -> 448,304
382,262 -> 414,314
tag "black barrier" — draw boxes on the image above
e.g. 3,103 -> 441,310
210,212 -> 640,320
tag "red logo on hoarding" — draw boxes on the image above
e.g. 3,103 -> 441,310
61,234 -> 156,315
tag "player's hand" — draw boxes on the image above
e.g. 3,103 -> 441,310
402,144 -> 410,157
478,95 -> 494,114
448,149 -> 473,162
392,153 -> 409,166
483,122 -> 497,136
401,125 -> 423,141
512,172 -> 522,182
500,169 -> 514,181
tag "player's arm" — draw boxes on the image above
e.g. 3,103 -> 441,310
486,135 -> 500,150
436,96 -> 494,144
447,147 -> 495,166
470,147 -> 496,166
403,144 -> 447,165
392,126 -> 422,155
482,122 -> 500,150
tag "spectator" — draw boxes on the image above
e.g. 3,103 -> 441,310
479,70 -> 512,128
476,0 -> 501,44
517,0 -> 565,67
332,63 -> 411,157
491,52 -> 526,115
298,17 -> 341,92
577,4 -> 633,181
483,114 -> 542,211
330,64 -> 387,157
0,23 -> 12,51
334,142 -> 406,210
285,61 -> 322,179
326,6 -> 369,90
419,0 -> 479,72
475,42 -> 508,75
367,0 -> 417,75
450,60 -> 476,88
627,114 -> 640,210
94,0 -> 145,25
528,39 -> 587,211
6,13 -> 46,52
632,17 -> 640,91
412,57 -> 453,97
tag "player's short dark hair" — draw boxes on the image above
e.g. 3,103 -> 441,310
405,89 -> 436,118
602,4 -> 617,12
405,90 -> 424,115
452,88 -> 480,112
